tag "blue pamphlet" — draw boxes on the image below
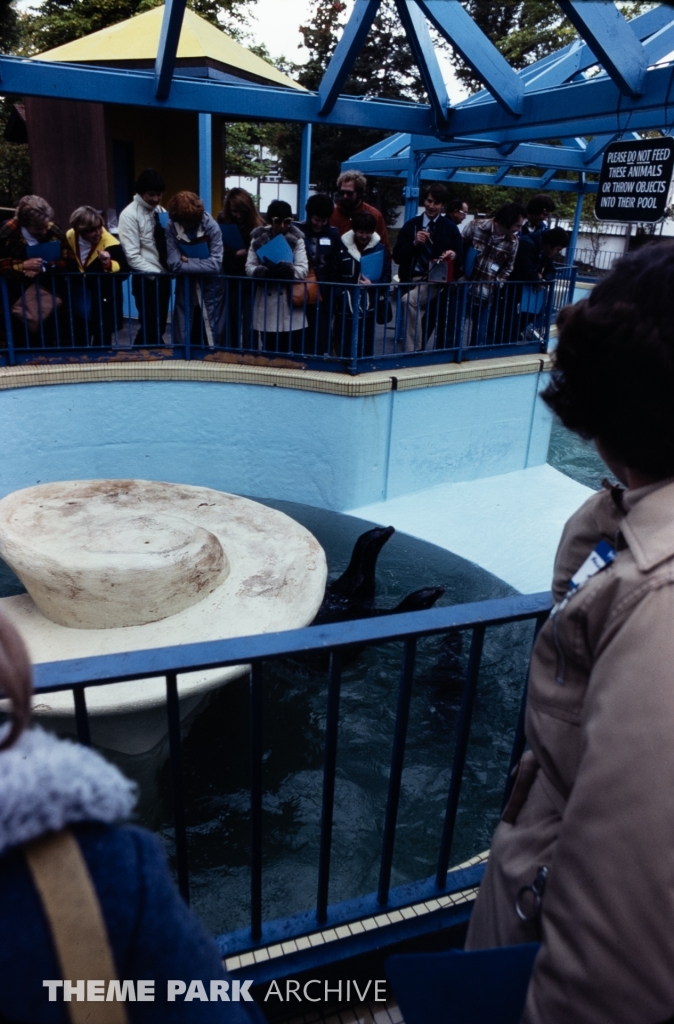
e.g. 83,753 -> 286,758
26,240 -> 61,262
220,223 -> 245,250
464,246 -> 478,279
257,233 -> 293,265
360,249 -> 384,282
178,240 -> 210,260
520,285 -> 545,315
156,211 -> 169,228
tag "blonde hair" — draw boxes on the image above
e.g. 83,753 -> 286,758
0,613 -> 32,750
70,206 -> 104,233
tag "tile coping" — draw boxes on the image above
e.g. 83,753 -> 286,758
0,355 -> 552,398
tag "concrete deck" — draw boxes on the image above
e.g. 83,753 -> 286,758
347,464 -> 594,594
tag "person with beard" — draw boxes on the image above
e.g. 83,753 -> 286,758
330,171 -> 390,254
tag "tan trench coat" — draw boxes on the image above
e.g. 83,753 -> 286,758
466,477 -> 674,1024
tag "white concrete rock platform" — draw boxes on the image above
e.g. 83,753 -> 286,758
347,465 -> 594,594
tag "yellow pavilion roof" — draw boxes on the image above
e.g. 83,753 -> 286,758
35,5 -> 305,91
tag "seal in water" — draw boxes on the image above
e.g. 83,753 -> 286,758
313,525 -> 395,626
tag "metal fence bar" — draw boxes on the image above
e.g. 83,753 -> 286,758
250,661 -> 264,942
73,686 -> 91,747
165,670 -> 190,904
500,609 -> 551,810
316,650 -> 343,924
436,623 -> 486,888
378,636 -> 418,906
0,277 -> 15,365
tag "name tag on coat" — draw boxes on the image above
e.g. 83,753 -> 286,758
569,540 -> 616,591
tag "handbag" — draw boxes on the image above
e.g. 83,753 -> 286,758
292,267 -> 320,307
11,282 -> 62,333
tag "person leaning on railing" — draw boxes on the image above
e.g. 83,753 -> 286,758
334,210 -> 391,360
392,182 -> 463,354
117,169 -> 170,348
465,242 -> 674,1024
0,611 -> 265,1022
0,195 -> 70,347
65,205 -> 129,348
461,202 -> 525,347
295,193 -> 341,356
165,191 -> 224,350
217,188 -> 263,349
245,199 -> 308,356
497,225 -> 569,345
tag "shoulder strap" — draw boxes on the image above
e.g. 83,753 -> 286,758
24,828 -> 129,1024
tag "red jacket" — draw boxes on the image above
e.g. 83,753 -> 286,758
330,201 -> 390,253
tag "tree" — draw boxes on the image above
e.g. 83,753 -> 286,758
273,0 -> 429,217
450,1 -> 654,92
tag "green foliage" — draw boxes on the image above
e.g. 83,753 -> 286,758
222,121 -> 275,179
272,0 -> 423,214
450,1 -> 654,92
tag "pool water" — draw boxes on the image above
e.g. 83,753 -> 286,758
124,503 -> 532,935
0,423 -> 602,937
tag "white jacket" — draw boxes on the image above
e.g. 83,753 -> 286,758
117,194 -> 167,274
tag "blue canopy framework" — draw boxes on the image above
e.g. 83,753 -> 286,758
2,0 -> 674,227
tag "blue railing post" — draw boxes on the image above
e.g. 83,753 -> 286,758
166,671 -> 190,904
348,286 -> 361,375
73,687 -> 91,746
183,276 -> 191,360
316,651 -> 343,923
250,662 -> 263,942
436,623 -> 486,888
378,637 -> 418,906
0,276 -> 15,365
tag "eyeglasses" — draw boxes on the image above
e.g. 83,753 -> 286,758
272,217 -> 293,226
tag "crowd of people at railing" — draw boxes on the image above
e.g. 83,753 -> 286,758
0,167 -> 569,358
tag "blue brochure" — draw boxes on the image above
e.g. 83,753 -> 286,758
257,233 -> 293,265
360,249 -> 384,282
178,240 -> 210,260
156,211 -> 169,228
220,223 -> 245,250
26,240 -> 61,262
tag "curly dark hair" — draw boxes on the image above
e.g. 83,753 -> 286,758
542,242 -> 674,477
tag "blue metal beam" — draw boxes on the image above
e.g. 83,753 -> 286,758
567,182 -> 585,264
154,0 -> 187,101
444,62 -> 674,142
453,5 -> 674,107
0,57 -> 437,134
298,122 -> 312,216
348,140 -> 604,174
317,0 -> 381,116
198,112 -> 212,209
394,0 -> 448,128
415,0 -> 524,116
555,2 -> 647,97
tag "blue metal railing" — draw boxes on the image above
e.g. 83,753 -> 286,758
30,590 -> 553,977
0,269 -> 576,374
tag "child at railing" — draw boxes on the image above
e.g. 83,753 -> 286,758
65,205 -> 129,348
0,610 -> 264,1022
334,211 -> 391,360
